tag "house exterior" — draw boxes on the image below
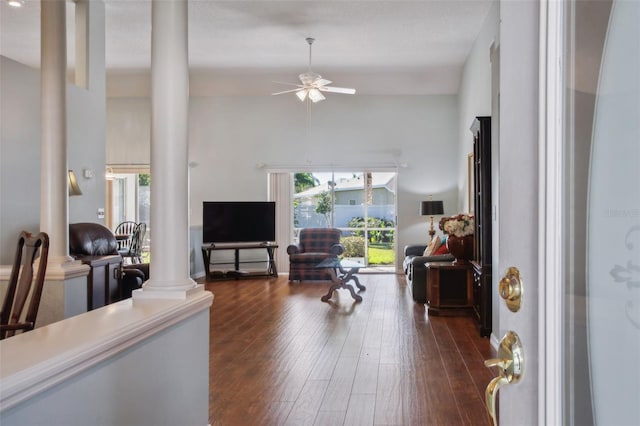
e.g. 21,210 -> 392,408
294,173 -> 396,229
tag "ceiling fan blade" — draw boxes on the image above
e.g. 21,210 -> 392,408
273,80 -> 303,87
314,78 -> 332,87
272,88 -> 302,96
318,86 -> 356,95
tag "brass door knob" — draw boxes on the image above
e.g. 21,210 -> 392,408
499,266 -> 523,312
484,331 -> 525,426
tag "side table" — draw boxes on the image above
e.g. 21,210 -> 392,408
425,262 -> 473,316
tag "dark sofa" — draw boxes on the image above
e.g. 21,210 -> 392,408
403,243 -> 454,303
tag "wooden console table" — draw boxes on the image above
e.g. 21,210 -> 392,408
201,243 -> 278,280
425,262 -> 473,315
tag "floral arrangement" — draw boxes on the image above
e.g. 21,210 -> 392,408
439,214 -> 475,237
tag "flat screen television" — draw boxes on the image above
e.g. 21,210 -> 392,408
203,201 -> 276,244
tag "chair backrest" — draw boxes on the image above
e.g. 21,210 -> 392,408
129,222 -> 147,257
115,221 -> 137,237
298,228 -> 342,253
1,231 -> 49,340
114,221 -> 138,251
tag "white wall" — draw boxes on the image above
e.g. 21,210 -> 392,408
457,2 -> 499,213
108,94 -> 460,272
68,0 -> 106,226
0,57 -> 42,264
0,0 -> 106,264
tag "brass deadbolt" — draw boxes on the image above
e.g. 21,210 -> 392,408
499,266 -> 523,312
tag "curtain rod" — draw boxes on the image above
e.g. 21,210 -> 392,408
257,162 -> 408,173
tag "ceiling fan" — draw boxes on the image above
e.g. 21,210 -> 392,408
272,37 -> 356,103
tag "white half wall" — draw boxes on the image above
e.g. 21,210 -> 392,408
0,290 -> 213,425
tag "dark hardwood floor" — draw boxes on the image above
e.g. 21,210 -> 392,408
203,274 -> 495,426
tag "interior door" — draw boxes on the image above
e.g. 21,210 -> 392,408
489,1 -> 541,424
492,1 -> 640,425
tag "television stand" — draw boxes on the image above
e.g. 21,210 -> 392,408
201,242 -> 278,280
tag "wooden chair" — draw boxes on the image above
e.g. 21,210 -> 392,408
114,221 -> 138,254
0,231 -> 49,340
121,222 -> 146,264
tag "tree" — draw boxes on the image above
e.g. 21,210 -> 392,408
294,173 -> 318,193
138,173 -> 150,186
315,191 -> 332,226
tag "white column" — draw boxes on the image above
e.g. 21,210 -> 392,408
40,0 -> 72,265
135,0 -> 200,298
38,0 -> 90,325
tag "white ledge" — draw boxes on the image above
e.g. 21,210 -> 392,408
0,285 -> 213,412
0,260 -> 89,281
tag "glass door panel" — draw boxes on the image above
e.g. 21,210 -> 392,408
563,1 -> 640,424
292,171 -> 396,271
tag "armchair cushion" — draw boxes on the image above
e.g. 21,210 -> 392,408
423,235 -> 442,256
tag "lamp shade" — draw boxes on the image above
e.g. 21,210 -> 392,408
68,170 -> 82,196
420,200 -> 443,216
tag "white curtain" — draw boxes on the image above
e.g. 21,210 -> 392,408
268,173 -> 293,275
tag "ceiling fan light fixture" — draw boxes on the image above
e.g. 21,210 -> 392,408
308,88 -> 325,103
271,37 -> 355,102
296,90 -> 308,102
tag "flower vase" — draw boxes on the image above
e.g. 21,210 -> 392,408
446,235 -> 474,265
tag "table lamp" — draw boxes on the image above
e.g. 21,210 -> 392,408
421,200 -> 444,238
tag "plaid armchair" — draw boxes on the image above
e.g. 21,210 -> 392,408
287,228 -> 344,281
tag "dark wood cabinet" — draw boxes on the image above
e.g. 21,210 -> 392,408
79,255 -> 123,310
471,116 -> 492,337
425,262 -> 473,316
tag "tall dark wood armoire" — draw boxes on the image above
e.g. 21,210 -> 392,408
470,116 -> 492,337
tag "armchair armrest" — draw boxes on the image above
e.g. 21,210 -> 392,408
121,268 -> 145,281
404,244 -> 427,257
329,244 -> 345,256
410,254 -> 455,267
287,244 -> 301,255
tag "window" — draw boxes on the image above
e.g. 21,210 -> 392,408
106,166 -> 150,261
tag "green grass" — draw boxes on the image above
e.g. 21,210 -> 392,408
368,246 -> 394,265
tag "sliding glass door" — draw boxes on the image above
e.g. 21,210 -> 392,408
293,171 -> 396,271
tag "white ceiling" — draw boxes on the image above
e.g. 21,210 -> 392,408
1,0 -> 494,96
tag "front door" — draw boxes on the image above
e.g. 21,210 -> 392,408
494,1 -> 639,424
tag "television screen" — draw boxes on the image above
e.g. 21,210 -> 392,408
203,201 -> 276,244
